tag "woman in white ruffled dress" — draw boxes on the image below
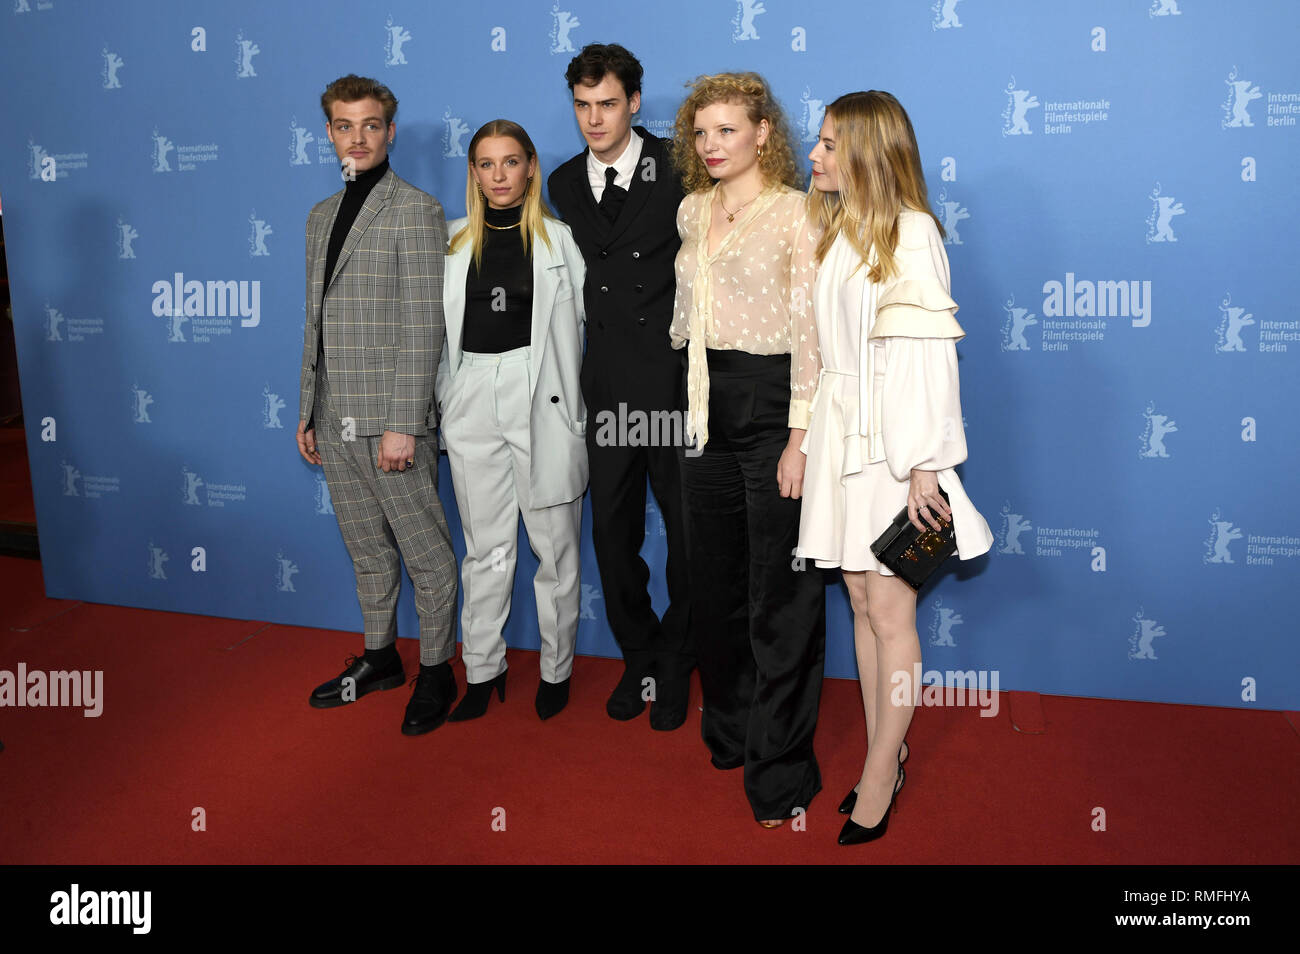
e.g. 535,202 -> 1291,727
796,91 -> 993,846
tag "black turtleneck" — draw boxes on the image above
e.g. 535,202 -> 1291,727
323,156 -> 390,303
311,157 -> 391,433
462,204 -> 533,354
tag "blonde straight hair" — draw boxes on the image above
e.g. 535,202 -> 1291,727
449,119 -> 555,270
807,91 -> 945,284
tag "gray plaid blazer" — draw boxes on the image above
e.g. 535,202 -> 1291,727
299,168 -> 447,437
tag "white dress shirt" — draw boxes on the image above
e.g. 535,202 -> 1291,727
586,130 -> 643,203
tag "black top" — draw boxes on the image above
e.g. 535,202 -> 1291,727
323,156 -> 390,302
462,204 -> 533,354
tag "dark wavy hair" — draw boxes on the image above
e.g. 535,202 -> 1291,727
563,43 -> 643,97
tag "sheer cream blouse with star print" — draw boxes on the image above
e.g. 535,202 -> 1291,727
669,185 -> 821,449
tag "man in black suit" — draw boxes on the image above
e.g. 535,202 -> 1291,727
548,44 -> 691,730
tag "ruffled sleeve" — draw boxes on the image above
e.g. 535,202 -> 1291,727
881,334 -> 992,560
879,336 -> 967,482
872,211 -> 968,482
868,213 -> 991,558
869,212 -> 965,341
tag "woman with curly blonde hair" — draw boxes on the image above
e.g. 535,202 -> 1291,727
669,72 -> 827,828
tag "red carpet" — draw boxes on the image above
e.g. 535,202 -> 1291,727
2,555 -> 1297,864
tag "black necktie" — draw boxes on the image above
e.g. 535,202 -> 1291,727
598,165 -> 627,224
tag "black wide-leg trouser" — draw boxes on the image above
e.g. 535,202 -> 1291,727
679,348 -> 827,821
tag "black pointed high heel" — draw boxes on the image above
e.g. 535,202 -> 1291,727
447,669 -> 506,722
838,762 -> 904,846
838,740 -> 909,814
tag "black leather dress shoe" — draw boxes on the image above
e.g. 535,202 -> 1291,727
649,668 -> 689,731
535,676 -> 570,721
606,661 -> 649,721
309,653 -> 405,709
448,669 -> 506,722
401,662 -> 456,736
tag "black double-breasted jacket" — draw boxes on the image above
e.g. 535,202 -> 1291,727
548,127 -> 686,414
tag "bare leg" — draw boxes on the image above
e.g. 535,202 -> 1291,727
850,570 -> 919,827
843,570 -> 910,797
842,571 -> 878,759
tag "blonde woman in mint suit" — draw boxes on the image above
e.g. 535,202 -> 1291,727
437,120 -> 588,722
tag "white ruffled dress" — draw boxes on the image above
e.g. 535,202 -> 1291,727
795,210 -> 993,573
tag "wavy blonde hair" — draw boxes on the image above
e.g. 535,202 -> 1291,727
670,72 -> 801,194
806,90 -> 944,284
449,120 -> 555,270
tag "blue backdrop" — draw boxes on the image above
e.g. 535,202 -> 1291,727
2,0 -> 1296,710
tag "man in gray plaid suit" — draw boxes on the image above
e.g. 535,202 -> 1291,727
296,75 -> 458,735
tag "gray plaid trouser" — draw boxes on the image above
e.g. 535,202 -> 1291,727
314,355 -> 457,665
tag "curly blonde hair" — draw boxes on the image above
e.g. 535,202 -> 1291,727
670,72 -> 801,194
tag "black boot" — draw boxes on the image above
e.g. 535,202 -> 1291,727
401,662 -> 457,736
650,657 -> 692,731
606,656 -> 651,721
447,669 -> 507,722
535,676 -> 570,721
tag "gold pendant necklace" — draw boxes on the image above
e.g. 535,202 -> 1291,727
719,190 -> 759,223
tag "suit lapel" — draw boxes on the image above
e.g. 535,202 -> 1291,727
310,192 -> 342,323
442,227 -> 472,376
328,168 -> 397,289
604,170 -> 652,244
529,230 -> 564,395
568,166 -> 608,240
603,129 -> 661,244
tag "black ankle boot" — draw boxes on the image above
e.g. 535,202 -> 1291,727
448,669 -> 506,722
606,659 -> 649,720
535,676 -> 570,720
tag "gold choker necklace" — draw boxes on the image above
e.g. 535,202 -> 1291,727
484,220 -> 520,230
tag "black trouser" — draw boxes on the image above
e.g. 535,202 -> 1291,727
678,349 -> 827,820
584,388 -> 692,679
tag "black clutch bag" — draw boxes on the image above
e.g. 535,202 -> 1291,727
870,489 -> 956,591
